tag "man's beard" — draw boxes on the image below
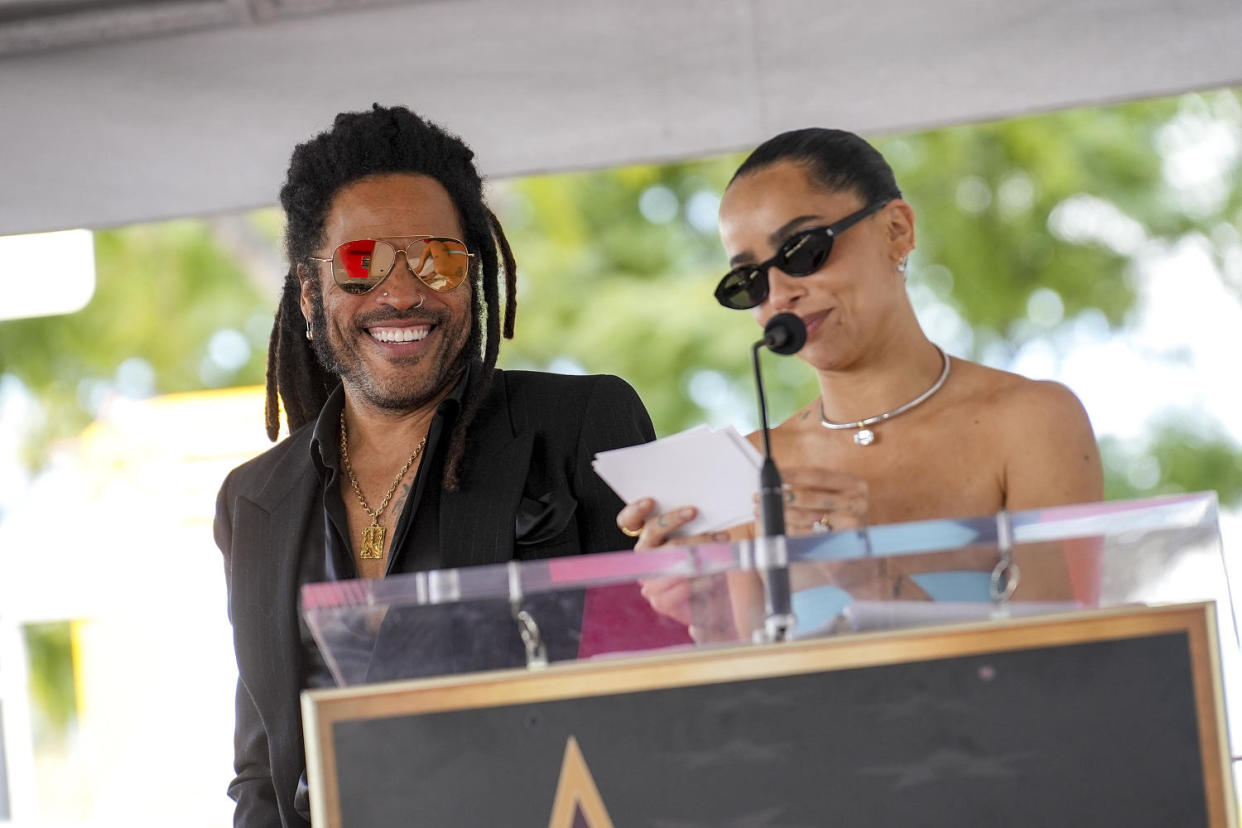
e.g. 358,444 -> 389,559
309,285 -> 472,412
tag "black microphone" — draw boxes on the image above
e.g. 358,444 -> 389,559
753,313 -> 807,531
750,312 -> 807,642
761,312 -> 808,356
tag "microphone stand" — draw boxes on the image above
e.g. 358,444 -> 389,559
751,338 -> 795,643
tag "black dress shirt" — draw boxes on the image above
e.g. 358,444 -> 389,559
298,375 -> 465,690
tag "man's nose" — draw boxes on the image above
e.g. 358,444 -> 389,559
376,251 -> 426,308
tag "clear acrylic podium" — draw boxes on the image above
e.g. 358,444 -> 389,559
300,492 -> 1238,827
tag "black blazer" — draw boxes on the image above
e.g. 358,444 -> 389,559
214,370 -> 655,828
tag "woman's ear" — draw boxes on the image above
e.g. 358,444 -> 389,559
884,199 -> 917,262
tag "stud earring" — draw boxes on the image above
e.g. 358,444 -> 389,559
896,257 -> 909,274
305,319 -> 313,341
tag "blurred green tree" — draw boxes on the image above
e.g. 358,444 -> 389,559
0,220 -> 274,466
21,622 -> 76,747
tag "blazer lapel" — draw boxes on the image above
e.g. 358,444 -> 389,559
440,373 -> 534,568
229,435 -> 319,745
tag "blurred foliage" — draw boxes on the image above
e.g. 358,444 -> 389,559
0,221 -> 272,465
1,89 -> 1240,513
22,622 -> 77,746
493,159 -> 758,431
1102,420 -> 1242,505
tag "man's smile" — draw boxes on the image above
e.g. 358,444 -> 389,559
366,324 -> 432,344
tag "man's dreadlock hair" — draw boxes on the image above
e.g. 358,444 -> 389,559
265,104 -> 517,490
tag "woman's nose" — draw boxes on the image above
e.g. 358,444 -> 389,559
764,267 -> 806,311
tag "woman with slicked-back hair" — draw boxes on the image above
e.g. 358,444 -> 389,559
620,128 -> 1102,631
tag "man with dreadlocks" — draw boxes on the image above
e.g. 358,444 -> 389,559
214,105 -> 654,828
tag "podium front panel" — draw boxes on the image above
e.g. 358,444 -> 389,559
303,602 -> 1234,827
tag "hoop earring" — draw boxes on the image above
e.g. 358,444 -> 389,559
413,295 -> 425,309
305,319 -> 313,341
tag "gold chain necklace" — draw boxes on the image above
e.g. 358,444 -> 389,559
339,411 -> 427,560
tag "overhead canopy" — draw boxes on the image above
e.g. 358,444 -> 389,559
1,0 -> 1240,236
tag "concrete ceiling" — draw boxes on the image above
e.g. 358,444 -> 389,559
1,0 -> 1240,236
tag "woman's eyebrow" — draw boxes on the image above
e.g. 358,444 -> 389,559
729,214 -> 823,266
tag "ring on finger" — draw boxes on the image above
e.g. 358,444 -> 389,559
811,513 -> 832,534
620,525 -> 641,538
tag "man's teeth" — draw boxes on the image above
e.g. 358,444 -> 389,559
369,326 -> 430,343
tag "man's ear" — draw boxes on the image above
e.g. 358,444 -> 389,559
297,263 -> 313,323
884,199 -> 916,262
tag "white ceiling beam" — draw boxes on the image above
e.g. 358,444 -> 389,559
0,0 -> 1239,235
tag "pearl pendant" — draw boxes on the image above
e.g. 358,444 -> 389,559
854,428 -> 876,447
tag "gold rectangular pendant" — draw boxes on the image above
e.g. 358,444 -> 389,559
360,523 -> 385,559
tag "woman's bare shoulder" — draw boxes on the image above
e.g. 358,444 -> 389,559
949,358 -> 1087,420
949,357 -> 1101,507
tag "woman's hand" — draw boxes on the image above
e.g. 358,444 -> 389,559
768,467 -> 870,535
616,498 -> 729,550
616,498 -> 736,638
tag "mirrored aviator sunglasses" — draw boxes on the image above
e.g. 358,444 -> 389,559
311,237 -> 474,295
713,200 -> 890,310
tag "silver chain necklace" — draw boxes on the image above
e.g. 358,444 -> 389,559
819,346 -> 951,446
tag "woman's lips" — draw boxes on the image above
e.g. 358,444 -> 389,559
801,309 -> 831,337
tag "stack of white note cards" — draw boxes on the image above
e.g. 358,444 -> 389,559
593,425 -> 763,538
